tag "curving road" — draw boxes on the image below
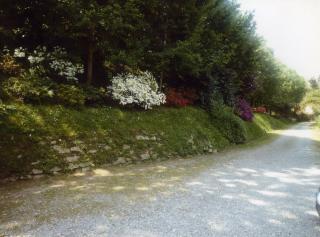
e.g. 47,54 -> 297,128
1,123 -> 320,236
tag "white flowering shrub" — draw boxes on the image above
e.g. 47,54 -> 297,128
2,46 -> 84,82
110,71 -> 166,110
49,59 -> 84,81
27,46 -> 84,82
13,47 -> 26,58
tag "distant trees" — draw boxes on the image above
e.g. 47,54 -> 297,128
301,79 -> 320,117
0,0 -> 307,113
309,76 -> 320,90
273,66 -> 306,114
301,89 -> 320,114
249,47 -> 306,115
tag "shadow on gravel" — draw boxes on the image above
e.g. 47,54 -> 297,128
0,157 -> 219,234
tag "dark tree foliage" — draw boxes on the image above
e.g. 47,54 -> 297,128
0,0 -> 306,111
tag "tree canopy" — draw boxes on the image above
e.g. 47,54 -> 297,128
0,0 -> 307,113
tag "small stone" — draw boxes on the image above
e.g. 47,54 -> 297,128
208,149 -> 213,153
140,152 -> 150,160
17,154 -> 22,159
123,145 -> 130,150
31,169 -> 43,175
7,177 -> 17,182
68,163 -> 80,170
39,141 -> 46,145
136,135 -> 143,140
50,167 -> 62,173
104,145 -> 111,150
136,135 -> 150,141
82,167 -> 91,172
51,141 -> 57,145
31,161 -> 40,165
33,175 -> 44,180
79,162 -> 92,168
70,147 -> 82,152
65,155 -> 80,163
113,157 -> 126,165
88,149 -> 97,154
53,145 -> 70,154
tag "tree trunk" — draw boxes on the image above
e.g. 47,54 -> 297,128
86,41 -> 94,85
87,42 -> 94,85
160,71 -> 164,91
159,9 -> 168,91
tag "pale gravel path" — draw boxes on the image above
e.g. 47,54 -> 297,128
1,123 -> 320,237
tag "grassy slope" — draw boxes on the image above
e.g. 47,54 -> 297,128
0,103 -> 291,178
245,113 -> 292,141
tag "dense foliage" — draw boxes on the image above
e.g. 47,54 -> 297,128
209,102 -> 248,144
0,0 -> 306,115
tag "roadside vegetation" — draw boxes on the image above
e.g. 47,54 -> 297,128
0,0 -> 306,179
300,77 -> 320,126
0,103 -> 292,178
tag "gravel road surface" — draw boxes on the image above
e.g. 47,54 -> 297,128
1,123 -> 320,236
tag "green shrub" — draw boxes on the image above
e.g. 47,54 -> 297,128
0,74 -> 108,107
0,102 -> 15,116
209,102 -> 247,144
54,84 -> 85,106
82,86 -> 110,105
0,73 -> 54,103
0,72 -> 86,106
0,102 -> 16,127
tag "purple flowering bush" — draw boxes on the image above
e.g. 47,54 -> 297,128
210,102 -> 248,144
235,97 -> 254,121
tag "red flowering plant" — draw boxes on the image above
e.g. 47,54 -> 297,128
166,88 -> 199,107
235,97 -> 254,121
253,106 -> 267,113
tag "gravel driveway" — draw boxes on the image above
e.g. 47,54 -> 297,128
1,123 -> 320,237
